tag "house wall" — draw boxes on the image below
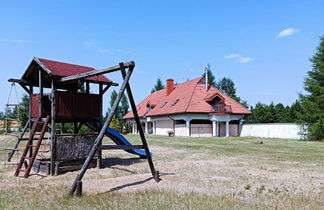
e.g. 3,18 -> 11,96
175,124 -> 186,136
191,124 -> 212,137
219,124 -> 239,137
230,124 -> 239,137
240,123 -> 304,139
155,120 -> 173,135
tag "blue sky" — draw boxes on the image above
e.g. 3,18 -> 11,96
1,0 -> 323,112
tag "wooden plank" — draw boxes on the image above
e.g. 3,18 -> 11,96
120,63 -> 160,183
100,145 -> 144,150
50,79 -> 56,175
60,61 -> 134,83
8,78 -> 30,84
33,57 -> 53,75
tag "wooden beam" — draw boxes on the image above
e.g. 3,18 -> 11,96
18,84 -> 30,94
8,78 -> 29,84
60,61 -> 135,83
120,63 -> 160,183
39,68 -> 43,118
33,57 -> 53,75
50,79 -> 56,176
101,84 -> 111,95
85,82 -> 90,94
68,66 -> 134,196
100,145 -> 144,150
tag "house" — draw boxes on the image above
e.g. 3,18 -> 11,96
124,77 -> 252,137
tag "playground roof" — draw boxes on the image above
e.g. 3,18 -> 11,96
19,57 -> 114,89
124,77 -> 252,119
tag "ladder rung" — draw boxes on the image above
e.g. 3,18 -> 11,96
18,169 -> 26,172
5,104 -> 19,106
23,156 -> 32,160
19,137 -> 39,141
4,162 -> 18,166
4,148 -> 19,151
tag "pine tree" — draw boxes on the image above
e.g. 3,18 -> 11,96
18,94 -> 29,128
274,103 -> 291,123
299,35 -> 324,140
216,77 -> 237,98
202,63 -> 216,86
290,100 -> 302,122
151,78 -> 165,93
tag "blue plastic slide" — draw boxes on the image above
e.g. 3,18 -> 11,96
86,123 -> 151,158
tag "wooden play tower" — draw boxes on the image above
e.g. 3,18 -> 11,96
7,57 -> 160,196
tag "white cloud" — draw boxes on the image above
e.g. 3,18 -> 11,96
1,39 -> 32,43
84,40 -> 111,54
276,28 -> 300,38
98,48 -> 111,54
238,57 -> 254,63
225,53 -> 254,63
225,54 -> 240,59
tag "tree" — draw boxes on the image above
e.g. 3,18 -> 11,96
299,35 -> 324,140
121,94 -> 129,117
151,78 -> 165,93
274,103 -> 291,123
0,111 -> 4,120
202,63 -> 216,86
18,94 -> 29,128
215,77 -> 249,107
216,77 -> 237,99
106,90 -> 129,132
290,100 -> 302,122
110,116 -> 122,132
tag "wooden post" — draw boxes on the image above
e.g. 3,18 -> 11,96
120,63 -> 160,183
97,83 -> 103,169
28,86 -> 33,158
76,181 -> 82,196
38,68 -> 43,118
68,67 -> 133,196
86,82 -> 90,94
73,123 -> 78,134
50,80 -> 56,176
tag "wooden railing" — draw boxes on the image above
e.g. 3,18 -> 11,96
211,105 -> 232,113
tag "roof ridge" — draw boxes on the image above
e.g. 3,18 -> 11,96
184,77 -> 202,112
37,57 -> 95,69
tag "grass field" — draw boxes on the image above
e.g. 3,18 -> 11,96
0,134 -> 323,209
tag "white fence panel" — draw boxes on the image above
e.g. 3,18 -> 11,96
241,123 -> 303,139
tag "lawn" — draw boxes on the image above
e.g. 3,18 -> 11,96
0,134 -> 323,209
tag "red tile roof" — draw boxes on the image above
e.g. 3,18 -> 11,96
124,77 -> 252,119
37,58 -> 111,84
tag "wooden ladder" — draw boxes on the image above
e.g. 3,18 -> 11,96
14,116 -> 50,178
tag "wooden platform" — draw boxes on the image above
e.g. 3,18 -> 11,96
32,159 -> 97,175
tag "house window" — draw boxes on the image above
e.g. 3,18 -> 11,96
147,104 -> 152,112
160,101 -> 168,108
211,96 -> 223,109
171,99 -> 180,106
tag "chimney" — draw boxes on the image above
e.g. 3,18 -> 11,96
205,66 -> 208,91
166,79 -> 174,96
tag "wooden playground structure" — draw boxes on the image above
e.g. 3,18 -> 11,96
6,57 -> 160,196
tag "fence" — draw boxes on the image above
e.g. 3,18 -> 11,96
240,123 -> 304,139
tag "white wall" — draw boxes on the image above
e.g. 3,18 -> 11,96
155,120 -> 173,135
240,123 -> 304,139
175,124 -> 186,136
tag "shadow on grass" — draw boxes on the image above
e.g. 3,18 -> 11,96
101,157 -> 143,168
106,172 -> 175,193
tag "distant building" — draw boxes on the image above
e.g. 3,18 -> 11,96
124,77 -> 251,137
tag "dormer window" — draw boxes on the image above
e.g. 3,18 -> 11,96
171,99 -> 180,106
211,96 -> 222,109
147,104 -> 152,112
160,101 -> 167,108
